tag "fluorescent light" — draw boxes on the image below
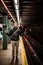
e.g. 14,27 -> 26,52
13,0 -> 21,26
14,0 -> 18,4
15,5 -> 19,9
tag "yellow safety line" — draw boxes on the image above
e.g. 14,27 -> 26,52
20,36 -> 28,65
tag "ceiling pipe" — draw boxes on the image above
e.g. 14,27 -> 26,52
0,0 -> 16,23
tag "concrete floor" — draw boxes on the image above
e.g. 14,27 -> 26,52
0,42 -> 22,65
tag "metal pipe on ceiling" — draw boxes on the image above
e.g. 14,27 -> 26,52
0,0 -> 16,23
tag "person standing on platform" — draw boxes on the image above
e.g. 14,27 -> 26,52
5,22 -> 25,64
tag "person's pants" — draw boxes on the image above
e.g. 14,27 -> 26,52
11,40 -> 19,61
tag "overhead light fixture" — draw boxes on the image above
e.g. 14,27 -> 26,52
14,0 -> 19,4
13,0 -> 21,27
15,5 -> 19,10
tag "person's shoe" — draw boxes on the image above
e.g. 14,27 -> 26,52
11,58 -> 14,64
15,58 -> 18,65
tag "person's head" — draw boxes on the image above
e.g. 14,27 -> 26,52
13,22 -> 18,28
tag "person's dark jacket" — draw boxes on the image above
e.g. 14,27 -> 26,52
7,27 -> 25,41
6,27 -> 25,41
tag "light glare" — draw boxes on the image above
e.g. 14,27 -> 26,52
14,0 -> 18,4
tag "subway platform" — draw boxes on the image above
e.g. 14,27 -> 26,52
0,37 -> 28,65
0,41 -> 22,65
